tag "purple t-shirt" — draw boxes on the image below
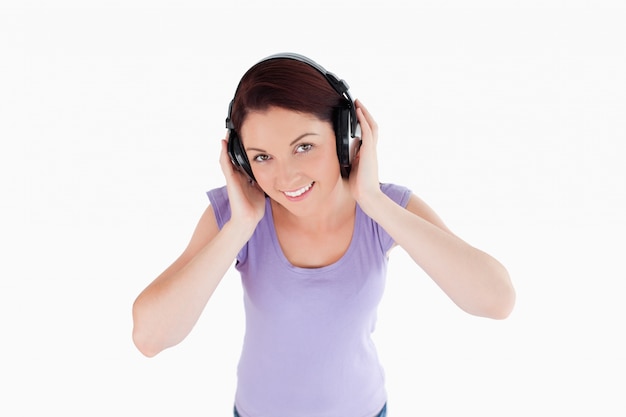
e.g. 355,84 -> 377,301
208,183 -> 411,417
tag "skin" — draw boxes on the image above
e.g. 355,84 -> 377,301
132,100 -> 516,358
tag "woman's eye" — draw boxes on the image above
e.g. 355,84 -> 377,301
253,154 -> 270,162
295,143 -> 313,153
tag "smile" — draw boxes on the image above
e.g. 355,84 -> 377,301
283,182 -> 314,198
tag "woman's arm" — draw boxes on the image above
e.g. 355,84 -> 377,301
351,100 -> 515,319
361,191 -> 515,319
132,138 -> 265,357
131,207 -> 255,357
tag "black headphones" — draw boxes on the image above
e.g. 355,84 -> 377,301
225,52 -> 361,181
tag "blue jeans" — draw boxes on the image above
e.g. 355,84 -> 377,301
234,403 -> 387,416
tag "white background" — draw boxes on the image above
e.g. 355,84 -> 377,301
2,0 -> 625,415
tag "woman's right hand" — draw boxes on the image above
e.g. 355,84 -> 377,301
219,135 -> 266,228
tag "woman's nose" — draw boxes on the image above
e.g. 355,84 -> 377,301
276,159 -> 300,185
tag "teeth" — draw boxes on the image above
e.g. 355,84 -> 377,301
284,182 -> 313,197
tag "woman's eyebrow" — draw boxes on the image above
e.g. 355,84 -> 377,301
246,133 -> 319,153
289,132 -> 318,146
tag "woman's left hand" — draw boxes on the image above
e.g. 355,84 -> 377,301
349,100 -> 383,205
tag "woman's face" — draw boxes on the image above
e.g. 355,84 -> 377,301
240,106 -> 343,215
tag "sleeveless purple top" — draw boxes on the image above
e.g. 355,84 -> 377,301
207,183 -> 411,417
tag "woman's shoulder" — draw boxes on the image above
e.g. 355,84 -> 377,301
206,185 -> 230,229
206,185 -> 228,201
379,182 -> 412,207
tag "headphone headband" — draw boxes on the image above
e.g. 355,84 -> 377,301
226,53 -> 356,132
261,52 -> 351,96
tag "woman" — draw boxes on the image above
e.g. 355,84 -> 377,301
132,53 -> 515,417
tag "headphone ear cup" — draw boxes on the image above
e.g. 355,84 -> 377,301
227,129 -> 240,168
334,107 -> 353,178
227,130 -> 256,182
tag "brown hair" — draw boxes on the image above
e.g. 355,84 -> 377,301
229,58 -> 345,134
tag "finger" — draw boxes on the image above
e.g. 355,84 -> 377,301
219,139 -> 231,171
356,107 -> 374,147
355,100 -> 378,138
219,138 -> 240,182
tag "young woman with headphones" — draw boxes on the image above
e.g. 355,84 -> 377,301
132,53 -> 516,417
